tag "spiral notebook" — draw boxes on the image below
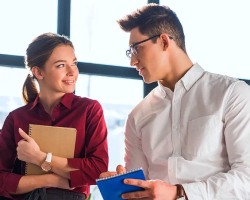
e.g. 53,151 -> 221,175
25,124 -> 77,175
96,168 -> 146,200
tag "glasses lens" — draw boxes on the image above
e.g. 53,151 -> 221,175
126,50 -> 131,59
131,46 -> 137,57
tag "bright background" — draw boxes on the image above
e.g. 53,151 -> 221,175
0,1 -> 250,199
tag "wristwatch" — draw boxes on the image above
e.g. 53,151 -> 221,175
175,184 -> 188,200
41,152 -> 52,172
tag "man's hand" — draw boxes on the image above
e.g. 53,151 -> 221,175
99,165 -> 126,178
121,179 -> 177,200
17,128 -> 46,166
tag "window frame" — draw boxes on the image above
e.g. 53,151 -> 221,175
0,0 -> 249,97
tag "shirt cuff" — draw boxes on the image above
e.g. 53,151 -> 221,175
69,170 -> 84,188
182,182 -> 207,200
68,158 -> 84,188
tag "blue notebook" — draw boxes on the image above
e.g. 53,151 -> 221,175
96,168 -> 146,200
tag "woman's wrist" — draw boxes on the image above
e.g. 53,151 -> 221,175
35,151 -> 46,166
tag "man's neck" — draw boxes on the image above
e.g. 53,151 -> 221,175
160,51 -> 193,91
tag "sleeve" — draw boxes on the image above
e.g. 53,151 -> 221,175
0,113 -> 22,199
124,114 -> 149,179
67,101 -> 109,187
182,81 -> 250,199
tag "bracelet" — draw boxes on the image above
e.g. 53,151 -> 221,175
175,184 -> 188,200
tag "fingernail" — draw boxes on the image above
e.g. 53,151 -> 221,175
19,128 -> 22,132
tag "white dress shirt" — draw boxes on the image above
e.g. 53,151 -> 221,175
124,63 -> 250,199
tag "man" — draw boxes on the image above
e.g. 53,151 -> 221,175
101,3 -> 250,199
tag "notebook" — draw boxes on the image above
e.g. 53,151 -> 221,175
25,124 -> 77,175
96,168 -> 146,200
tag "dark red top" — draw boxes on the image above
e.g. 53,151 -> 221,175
0,93 -> 109,199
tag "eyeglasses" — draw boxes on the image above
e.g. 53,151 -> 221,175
126,34 -> 173,59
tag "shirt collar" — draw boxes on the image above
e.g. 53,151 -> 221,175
28,93 -> 74,110
157,63 -> 204,98
60,93 -> 74,109
158,81 -> 173,99
180,63 -> 204,91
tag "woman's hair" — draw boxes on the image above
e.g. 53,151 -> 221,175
117,3 -> 186,53
22,33 -> 74,104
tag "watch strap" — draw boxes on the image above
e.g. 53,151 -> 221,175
175,184 -> 188,200
45,152 -> 52,162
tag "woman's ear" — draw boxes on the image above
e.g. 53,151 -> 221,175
31,66 -> 44,80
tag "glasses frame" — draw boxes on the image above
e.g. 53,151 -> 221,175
126,34 -> 173,59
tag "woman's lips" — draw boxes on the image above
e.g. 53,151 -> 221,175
62,80 -> 75,85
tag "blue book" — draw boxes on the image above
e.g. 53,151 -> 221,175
96,168 -> 146,200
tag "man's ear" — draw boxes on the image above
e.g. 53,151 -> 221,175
160,34 -> 170,51
31,66 -> 44,80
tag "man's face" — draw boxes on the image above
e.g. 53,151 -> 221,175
129,27 -> 168,83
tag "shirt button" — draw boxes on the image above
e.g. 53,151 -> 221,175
173,99 -> 177,103
173,125 -> 178,130
52,118 -> 55,121
169,169 -> 173,173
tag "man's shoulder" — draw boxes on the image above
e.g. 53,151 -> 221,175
204,71 -> 236,83
203,71 -> 238,84
128,86 -> 163,122
201,71 -> 241,91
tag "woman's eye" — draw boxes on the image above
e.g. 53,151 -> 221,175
57,64 -> 64,68
73,62 -> 78,66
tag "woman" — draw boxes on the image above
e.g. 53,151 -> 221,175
0,33 -> 108,200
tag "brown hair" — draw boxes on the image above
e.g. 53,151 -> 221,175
23,33 -> 74,104
117,3 -> 186,53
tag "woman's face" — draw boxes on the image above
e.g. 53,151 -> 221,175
40,45 -> 79,95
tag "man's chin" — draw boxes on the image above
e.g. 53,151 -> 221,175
143,77 -> 157,84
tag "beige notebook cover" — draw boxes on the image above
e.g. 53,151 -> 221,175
25,124 -> 77,175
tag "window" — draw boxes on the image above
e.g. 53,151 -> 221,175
71,0 -> 147,67
160,0 -> 250,79
75,74 -> 143,200
0,67 -> 27,128
0,0 -> 57,55
76,74 -> 143,169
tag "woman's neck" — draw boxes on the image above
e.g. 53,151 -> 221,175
39,90 -> 65,117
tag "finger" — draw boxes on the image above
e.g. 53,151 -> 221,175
19,128 -> 31,142
99,171 -> 117,179
124,179 -> 150,189
122,190 -> 151,199
116,165 -> 126,174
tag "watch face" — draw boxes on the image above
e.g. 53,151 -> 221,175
41,162 -> 51,172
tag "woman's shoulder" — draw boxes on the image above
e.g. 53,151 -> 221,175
72,95 -> 102,108
9,103 -> 32,116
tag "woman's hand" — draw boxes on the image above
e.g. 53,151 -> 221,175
17,128 -> 46,166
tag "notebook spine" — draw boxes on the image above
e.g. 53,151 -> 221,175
96,168 -> 142,182
25,124 -> 32,175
